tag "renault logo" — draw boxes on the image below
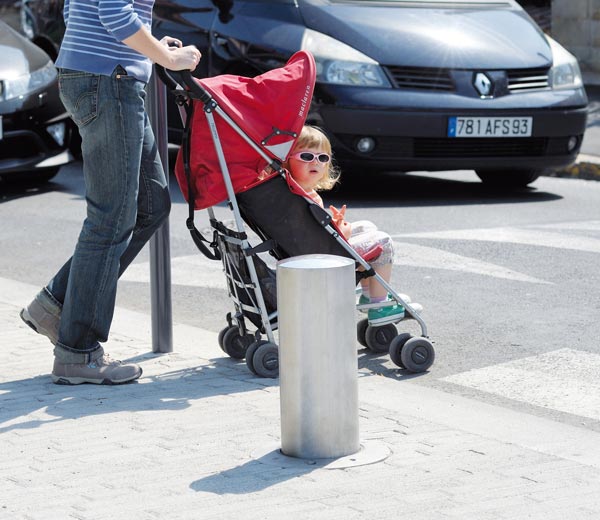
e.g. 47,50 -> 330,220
473,72 -> 493,97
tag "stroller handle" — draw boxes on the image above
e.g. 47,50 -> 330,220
155,65 -> 213,104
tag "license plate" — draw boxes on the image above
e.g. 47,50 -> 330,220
448,116 -> 532,138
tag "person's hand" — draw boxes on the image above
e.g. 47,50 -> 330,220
160,36 -> 183,48
163,38 -> 201,71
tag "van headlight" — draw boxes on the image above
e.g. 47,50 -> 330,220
301,29 -> 391,87
2,62 -> 57,101
546,36 -> 583,90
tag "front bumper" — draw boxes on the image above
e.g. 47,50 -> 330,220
313,86 -> 589,172
0,87 -> 74,176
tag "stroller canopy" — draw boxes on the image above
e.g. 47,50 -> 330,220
175,51 -> 316,210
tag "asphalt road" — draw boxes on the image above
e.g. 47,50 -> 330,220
1,164 -> 600,433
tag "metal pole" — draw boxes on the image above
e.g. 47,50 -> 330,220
277,254 -> 359,459
146,66 -> 173,353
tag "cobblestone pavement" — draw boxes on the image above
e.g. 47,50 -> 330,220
2,277 -> 600,520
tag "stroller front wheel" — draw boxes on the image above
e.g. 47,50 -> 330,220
388,333 -> 412,369
222,327 -> 253,360
400,337 -> 435,373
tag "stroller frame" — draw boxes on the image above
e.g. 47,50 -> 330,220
159,63 -> 434,377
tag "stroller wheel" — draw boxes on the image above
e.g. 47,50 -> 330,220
400,337 -> 435,373
218,325 -> 232,351
245,340 -> 267,375
357,319 -> 369,348
222,327 -> 253,360
252,343 -> 279,379
388,333 -> 412,369
365,323 -> 398,354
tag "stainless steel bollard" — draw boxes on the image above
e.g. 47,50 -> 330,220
147,66 -> 173,353
278,254 -> 359,459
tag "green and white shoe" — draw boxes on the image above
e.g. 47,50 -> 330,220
368,304 -> 405,326
358,292 -> 411,312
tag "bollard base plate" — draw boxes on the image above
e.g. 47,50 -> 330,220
251,440 -> 390,470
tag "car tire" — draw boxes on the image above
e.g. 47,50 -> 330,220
0,167 -> 60,185
31,168 -> 61,183
475,169 -> 541,188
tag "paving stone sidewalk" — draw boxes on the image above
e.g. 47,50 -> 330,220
1,278 -> 600,520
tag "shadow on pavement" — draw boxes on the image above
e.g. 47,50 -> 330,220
189,451 -> 316,494
0,355 -> 263,435
0,161 -> 86,204
326,170 -> 563,209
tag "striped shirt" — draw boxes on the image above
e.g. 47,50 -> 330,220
56,0 -> 154,82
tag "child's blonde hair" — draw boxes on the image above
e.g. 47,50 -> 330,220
288,125 -> 340,191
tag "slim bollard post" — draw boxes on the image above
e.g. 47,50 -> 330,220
278,254 -> 359,459
146,66 -> 173,353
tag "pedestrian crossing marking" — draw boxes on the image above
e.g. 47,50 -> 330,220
442,348 -> 600,421
533,220 -> 600,232
392,223 -> 600,254
121,255 -> 227,289
392,241 -> 551,284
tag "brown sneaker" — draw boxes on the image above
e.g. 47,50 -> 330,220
20,289 -> 61,344
52,354 -> 142,385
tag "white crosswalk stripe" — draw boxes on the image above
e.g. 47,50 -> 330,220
442,348 -> 600,421
391,223 -> 600,253
122,254 -> 227,289
392,241 -> 551,284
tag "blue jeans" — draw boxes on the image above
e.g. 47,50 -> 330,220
48,66 -> 171,358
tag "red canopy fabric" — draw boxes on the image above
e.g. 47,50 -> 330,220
174,51 -> 316,210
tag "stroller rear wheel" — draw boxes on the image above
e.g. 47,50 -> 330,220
357,318 -> 369,348
249,342 -> 279,379
218,325 -> 231,350
222,327 -> 253,359
365,323 -> 398,353
245,340 -> 267,375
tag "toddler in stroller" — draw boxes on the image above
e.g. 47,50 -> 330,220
163,51 -> 435,377
282,125 -> 424,327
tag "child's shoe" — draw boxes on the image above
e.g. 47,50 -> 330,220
368,304 -> 405,326
358,292 -> 411,311
358,293 -> 370,307
404,302 -> 423,318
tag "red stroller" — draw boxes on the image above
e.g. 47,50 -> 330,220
158,52 -> 435,377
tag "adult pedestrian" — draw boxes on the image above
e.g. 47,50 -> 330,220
20,0 -> 201,385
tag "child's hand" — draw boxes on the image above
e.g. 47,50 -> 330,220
329,204 -> 352,239
329,204 -> 347,225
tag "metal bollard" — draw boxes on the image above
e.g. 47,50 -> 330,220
278,254 -> 359,459
147,66 -> 173,353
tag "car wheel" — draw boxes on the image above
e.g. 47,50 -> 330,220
2,168 -> 61,184
475,169 -> 541,188
34,168 -> 61,182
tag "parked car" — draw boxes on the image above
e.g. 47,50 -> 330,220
0,19 -> 73,183
20,0 -> 588,188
